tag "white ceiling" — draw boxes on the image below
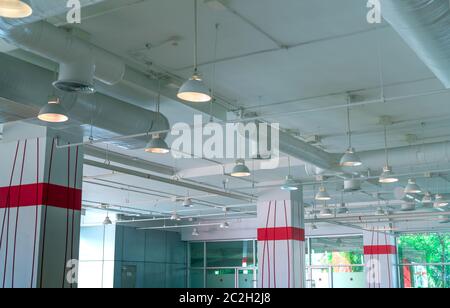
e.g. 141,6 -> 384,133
11,0 -> 450,233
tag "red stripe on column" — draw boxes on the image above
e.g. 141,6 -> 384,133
257,227 -> 305,241
364,245 -> 397,255
0,184 -> 82,211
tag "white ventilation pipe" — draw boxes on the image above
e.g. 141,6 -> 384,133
0,53 -> 169,149
358,141 -> 450,172
381,0 -> 450,88
3,21 -> 125,88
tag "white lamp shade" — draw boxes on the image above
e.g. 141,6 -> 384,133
183,198 -> 193,208
177,75 -> 211,103
422,192 -> 433,204
38,101 -> 69,123
0,0 -> 32,18
379,166 -> 399,184
404,179 -> 421,194
145,137 -> 170,154
231,160 -> 251,177
103,216 -> 112,225
315,186 -> 331,201
340,148 -> 362,167
319,207 -> 333,217
192,228 -> 200,236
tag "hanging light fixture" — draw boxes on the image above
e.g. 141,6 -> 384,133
145,135 -> 170,154
337,203 -> 349,214
170,211 -> 181,221
177,0 -> 211,103
401,202 -> 416,212
230,159 -> 251,177
38,97 -> 69,123
192,228 -> 200,236
379,125 -> 398,183
315,185 -> 331,201
219,221 -> 230,229
404,178 -> 421,194
319,205 -> 333,217
434,194 -> 448,208
145,80 -> 170,154
422,192 -> 433,204
340,97 -> 362,167
0,0 -> 32,18
280,157 -> 299,191
375,207 -> 386,216
103,214 -> 112,225
183,197 -> 193,208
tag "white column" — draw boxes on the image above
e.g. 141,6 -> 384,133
257,188 -> 305,288
0,123 -> 83,288
363,229 -> 398,288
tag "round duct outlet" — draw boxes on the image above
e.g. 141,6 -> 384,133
53,80 -> 95,94
343,178 -> 361,192
54,62 -> 96,94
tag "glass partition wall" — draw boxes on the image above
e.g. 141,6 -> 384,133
189,240 -> 257,288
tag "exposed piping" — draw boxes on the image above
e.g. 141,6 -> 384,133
84,159 -> 255,203
381,0 -> 450,88
0,53 -> 170,149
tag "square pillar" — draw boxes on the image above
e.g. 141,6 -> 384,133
257,187 -> 305,288
0,123 -> 83,288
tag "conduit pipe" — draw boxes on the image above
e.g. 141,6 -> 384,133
381,0 -> 450,88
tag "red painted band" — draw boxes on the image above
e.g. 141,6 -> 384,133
257,227 -> 305,241
0,183 -> 81,211
364,245 -> 397,255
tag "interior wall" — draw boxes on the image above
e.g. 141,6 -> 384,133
78,225 -> 116,288
113,226 -> 187,288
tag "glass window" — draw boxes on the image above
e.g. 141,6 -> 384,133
206,241 -> 254,268
190,242 -> 204,268
310,236 -> 364,266
398,233 -> 450,288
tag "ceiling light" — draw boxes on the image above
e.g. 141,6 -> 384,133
319,207 -> 333,217
434,194 -> 448,208
192,228 -> 200,236
103,215 -> 112,225
337,203 -> 349,214
38,97 -> 69,123
183,197 -> 193,208
177,0 -> 211,103
379,165 -> 399,184
280,175 -> 299,191
375,207 -> 386,216
401,203 -> 416,212
379,125 -> 398,183
0,0 -> 32,18
230,159 -> 251,177
340,98 -> 362,167
170,212 -> 181,221
404,178 -> 421,194
178,74 -> 211,103
340,148 -> 362,167
422,192 -> 433,204
315,186 -> 331,201
219,221 -> 230,229
144,135 -> 170,154
438,215 -> 450,224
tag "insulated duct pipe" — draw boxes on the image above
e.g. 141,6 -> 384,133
0,53 -> 169,149
357,141 -> 450,172
381,0 -> 450,88
0,20 -> 343,170
3,21 -> 125,88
